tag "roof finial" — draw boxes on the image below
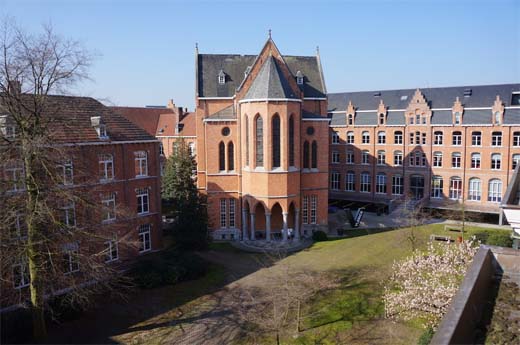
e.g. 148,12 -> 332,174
316,46 -> 320,55
195,42 -> 199,54
268,29 -> 272,39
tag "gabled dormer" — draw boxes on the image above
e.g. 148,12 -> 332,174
296,70 -> 304,85
452,96 -> 464,125
0,113 -> 16,139
90,116 -> 108,140
346,100 -> 355,126
217,70 -> 226,85
492,95 -> 504,125
406,89 -> 431,125
377,99 -> 387,126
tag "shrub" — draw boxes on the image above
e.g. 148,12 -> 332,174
473,231 -> 489,244
486,232 -> 513,247
417,327 -> 435,345
312,230 -> 328,242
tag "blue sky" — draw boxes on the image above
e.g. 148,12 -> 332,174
2,0 -> 519,109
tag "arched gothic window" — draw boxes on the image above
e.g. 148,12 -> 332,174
311,141 -> 318,169
228,141 -> 234,171
303,141 -> 310,169
289,115 -> 294,167
272,114 -> 281,168
219,142 -> 225,171
255,115 -> 263,167
245,115 -> 249,166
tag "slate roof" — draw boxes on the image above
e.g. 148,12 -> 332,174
206,105 -> 236,120
302,110 -> 325,119
328,84 -> 520,112
197,54 -> 326,98
1,95 -> 156,143
244,56 -> 298,100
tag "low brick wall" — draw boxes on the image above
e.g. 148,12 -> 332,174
431,245 -> 520,344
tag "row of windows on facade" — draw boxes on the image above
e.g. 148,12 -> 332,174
331,150 -> 520,170
8,189 -> 151,245
3,151 -> 150,192
12,223 -> 152,289
346,111 -> 504,127
330,172 -> 503,202
332,130 -> 520,147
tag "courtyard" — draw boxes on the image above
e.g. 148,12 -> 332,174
40,223 -> 509,345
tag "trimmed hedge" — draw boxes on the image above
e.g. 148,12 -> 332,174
473,231 -> 513,248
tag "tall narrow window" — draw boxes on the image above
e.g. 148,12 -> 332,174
303,141 -> 310,169
378,131 -> 386,144
512,154 -> 520,170
471,153 -> 481,169
492,131 -> 502,146
394,131 -> 403,144
394,151 -> 403,166
452,131 -> 462,146
229,199 -> 235,228
472,132 -> 482,146
58,159 -> 74,186
255,115 -> 263,167
220,199 -> 227,228
272,115 -> 281,168
434,131 -> 443,145
136,188 -> 149,215
361,172 -> 371,193
311,141 -> 318,169
98,154 -> 114,182
468,178 -> 481,201
105,237 -> 119,263
289,116 -> 294,166
332,131 -> 339,144
219,142 -> 225,171
449,177 -> 462,200
302,196 -> 309,224
376,173 -> 387,194
432,176 -> 444,199
331,172 -> 340,190
245,115 -> 249,166
347,131 -> 355,144
433,152 -> 443,167
102,192 -> 116,222
310,195 -> 317,224
491,153 -> 502,170
346,172 -> 355,191
513,131 -> 520,146
228,142 -> 234,171
392,175 -> 403,195
362,131 -> 370,144
488,179 -> 502,202
138,224 -> 151,253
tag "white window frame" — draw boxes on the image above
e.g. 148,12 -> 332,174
452,152 -> 461,168
361,173 -> 371,193
433,152 -> 443,168
431,176 -> 444,199
491,132 -> 502,147
332,151 -> 340,164
394,151 -> 403,166
229,198 -> 235,228
302,196 -> 309,224
377,151 -> 386,165
434,131 -> 443,145
62,202 -> 76,227
331,172 -> 340,190
361,150 -> 369,165
468,178 -> 481,201
472,132 -> 482,146
138,224 -> 152,253
102,192 -> 116,222
392,175 -> 403,195
346,150 -> 354,164
346,131 -> 354,144
99,154 -> 114,182
449,177 -> 463,200
310,195 -> 317,225
512,154 -> 520,170
362,131 -> 370,144
513,132 -> 520,146
105,237 -> 119,263
220,199 -> 227,228
332,131 -> 339,144
491,153 -> 502,170
136,188 -> 150,215
64,245 -> 80,274
12,260 -> 30,288
394,131 -> 403,145
471,153 -> 481,169
488,179 -> 502,203
376,173 -> 386,194
377,131 -> 386,144
58,159 -> 74,186
345,172 -> 355,192
134,151 -> 148,177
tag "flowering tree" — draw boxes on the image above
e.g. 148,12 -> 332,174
383,239 -> 479,329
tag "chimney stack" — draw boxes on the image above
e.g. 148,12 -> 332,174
167,99 -> 175,110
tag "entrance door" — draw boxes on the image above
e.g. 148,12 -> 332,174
410,175 -> 425,200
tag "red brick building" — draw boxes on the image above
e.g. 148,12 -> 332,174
1,95 -> 162,307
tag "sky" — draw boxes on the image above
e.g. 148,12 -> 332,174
1,0 -> 519,109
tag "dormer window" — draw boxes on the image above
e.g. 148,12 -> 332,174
296,70 -> 304,85
379,113 -> 385,125
454,112 -> 461,125
512,92 -> 520,106
91,116 -> 108,140
218,70 -> 226,85
347,114 -> 354,126
494,111 -> 502,125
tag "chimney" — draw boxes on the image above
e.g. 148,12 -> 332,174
177,106 -> 186,121
167,99 -> 175,110
7,80 -> 22,95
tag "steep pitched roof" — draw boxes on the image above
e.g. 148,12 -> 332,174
328,84 -> 520,112
1,95 -> 156,143
244,56 -> 298,100
197,54 -> 326,98
156,112 -> 196,136
207,105 -> 236,120
111,106 -> 167,136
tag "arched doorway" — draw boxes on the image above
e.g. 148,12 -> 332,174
271,203 -> 283,240
254,202 -> 266,240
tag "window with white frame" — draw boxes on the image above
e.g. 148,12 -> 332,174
189,142 -> 196,157
361,172 -> 371,193
376,173 -> 386,194
421,132 -> 426,145
332,131 -> 339,144
492,131 -> 502,146
11,212 -> 27,239
512,154 -> 520,170
63,244 -> 80,273
513,132 -> 520,146
452,131 -> 462,146
491,153 -> 501,170
415,131 -> 421,145
431,176 -> 443,198
102,192 -> 116,222
488,179 -> 502,202
347,131 -> 354,144
98,124 -> 108,139
377,131 -> 386,144
409,132 -> 414,145
57,159 -> 73,186
410,151 -> 427,167
61,203 -> 76,227
394,131 -> 403,144
392,175 -> 403,195
449,177 -> 462,200
220,199 -> 227,228
409,117 -> 414,125
416,114 -> 421,124
136,188 -> 149,215
331,172 -> 340,190
377,150 -> 386,165
472,132 -> 482,146
1,118 -> 16,139
229,198 -> 235,228
105,237 -> 118,262
346,172 -> 355,191
362,131 -> 370,144
494,111 -> 502,125
310,195 -> 317,224
98,154 -> 114,181
346,150 -> 354,164
471,153 -> 481,169
468,178 -> 481,201
394,151 -> 403,166
454,112 -> 461,125
452,152 -> 461,168
134,151 -> 148,177
347,114 -> 354,126
434,131 -> 443,145
361,150 -> 369,164
138,224 -> 151,252
302,196 -> 309,224
332,151 -> 340,164
12,259 -> 30,288
433,152 -> 443,167
379,113 -> 385,125
159,143 -> 165,155
5,162 -> 25,192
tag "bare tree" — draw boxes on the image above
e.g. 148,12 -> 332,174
228,252 -> 338,344
0,18 -> 135,340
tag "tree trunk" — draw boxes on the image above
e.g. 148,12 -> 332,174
296,300 -> 301,332
25,153 -> 47,341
